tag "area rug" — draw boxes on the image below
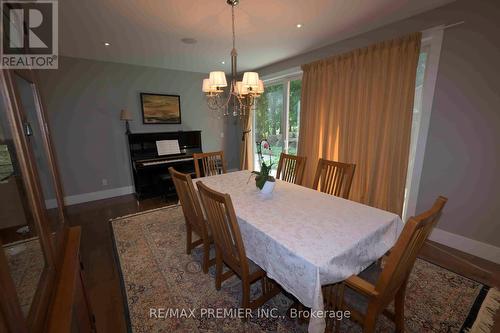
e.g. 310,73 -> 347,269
111,205 -> 490,333
4,237 -> 44,316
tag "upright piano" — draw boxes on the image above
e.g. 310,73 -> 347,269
128,131 -> 202,199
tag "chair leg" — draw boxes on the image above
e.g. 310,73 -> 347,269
242,277 -> 251,310
297,303 -> 309,325
324,286 -> 335,332
186,224 -> 192,254
215,247 -> 223,290
334,283 -> 344,333
394,281 -> 407,333
202,239 -> 210,274
363,307 -> 378,333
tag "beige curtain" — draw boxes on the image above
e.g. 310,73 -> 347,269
240,109 -> 254,170
298,33 -> 421,215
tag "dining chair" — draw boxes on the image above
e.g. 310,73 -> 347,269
193,151 -> 227,178
197,181 -> 281,310
329,196 -> 448,333
276,152 -> 307,185
312,158 -> 356,199
168,167 -> 214,273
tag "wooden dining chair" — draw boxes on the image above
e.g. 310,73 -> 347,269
193,151 -> 227,178
330,196 -> 448,333
312,158 -> 356,199
197,181 -> 280,310
168,167 -> 214,273
276,152 -> 307,185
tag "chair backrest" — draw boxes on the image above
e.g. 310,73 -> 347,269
193,151 -> 227,178
312,158 -> 356,199
375,196 -> 448,307
168,167 -> 205,234
197,181 -> 249,276
276,153 -> 307,185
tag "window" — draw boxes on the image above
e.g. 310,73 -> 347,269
253,76 -> 302,172
406,47 -> 429,191
402,28 -> 444,221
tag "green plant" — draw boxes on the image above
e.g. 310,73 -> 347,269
253,140 -> 275,189
253,161 -> 275,189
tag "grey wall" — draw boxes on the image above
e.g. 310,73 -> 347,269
37,56 -> 239,197
255,0 -> 500,248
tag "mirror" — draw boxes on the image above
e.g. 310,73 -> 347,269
0,100 -> 46,317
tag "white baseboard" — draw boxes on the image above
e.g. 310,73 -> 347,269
45,185 -> 134,209
43,172 -> 239,209
45,171 -> 244,209
430,228 -> 500,264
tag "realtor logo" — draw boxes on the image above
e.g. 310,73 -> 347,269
1,0 -> 58,69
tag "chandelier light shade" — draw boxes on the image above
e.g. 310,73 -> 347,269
236,81 -> 249,95
209,71 -> 228,88
202,0 -> 264,117
256,80 -> 265,94
202,78 -> 211,93
242,72 -> 259,89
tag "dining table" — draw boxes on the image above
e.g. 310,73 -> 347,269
196,170 -> 403,333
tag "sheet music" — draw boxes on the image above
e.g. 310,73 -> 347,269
156,140 -> 180,156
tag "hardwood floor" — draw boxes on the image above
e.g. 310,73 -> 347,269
66,194 -> 174,332
66,194 -> 500,332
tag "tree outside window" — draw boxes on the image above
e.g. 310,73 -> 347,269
254,78 -> 302,171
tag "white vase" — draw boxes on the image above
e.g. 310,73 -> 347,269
260,180 -> 275,195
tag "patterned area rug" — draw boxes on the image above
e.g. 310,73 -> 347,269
4,238 -> 44,316
111,205 -> 487,333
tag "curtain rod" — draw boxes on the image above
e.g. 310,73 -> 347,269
423,21 -> 465,33
442,21 -> 465,29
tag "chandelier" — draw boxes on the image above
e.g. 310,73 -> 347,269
202,0 -> 264,117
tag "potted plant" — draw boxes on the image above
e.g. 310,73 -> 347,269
253,140 -> 276,194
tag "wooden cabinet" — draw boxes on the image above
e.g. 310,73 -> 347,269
0,68 -> 95,333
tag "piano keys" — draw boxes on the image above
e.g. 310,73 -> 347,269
128,131 -> 202,199
136,156 -> 194,167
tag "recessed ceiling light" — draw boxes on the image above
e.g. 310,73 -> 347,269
221,61 -> 225,65
296,24 -> 302,28
104,42 -> 111,46
181,38 -> 197,44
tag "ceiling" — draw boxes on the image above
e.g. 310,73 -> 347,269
60,0 -> 454,74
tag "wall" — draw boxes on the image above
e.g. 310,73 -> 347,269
255,0 -> 500,255
415,0 -> 500,251
37,56 -> 239,199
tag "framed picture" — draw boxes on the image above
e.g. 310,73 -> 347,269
140,93 -> 181,124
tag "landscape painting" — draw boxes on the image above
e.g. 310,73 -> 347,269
140,93 -> 181,124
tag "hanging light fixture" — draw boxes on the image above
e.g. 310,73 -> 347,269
202,0 -> 264,117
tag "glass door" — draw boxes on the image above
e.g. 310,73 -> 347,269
286,79 -> 302,156
402,46 -> 430,220
254,83 -> 284,172
253,77 -> 302,173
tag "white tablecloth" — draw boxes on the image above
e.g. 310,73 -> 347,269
196,170 -> 403,333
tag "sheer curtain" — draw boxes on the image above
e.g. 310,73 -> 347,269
298,33 -> 421,215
